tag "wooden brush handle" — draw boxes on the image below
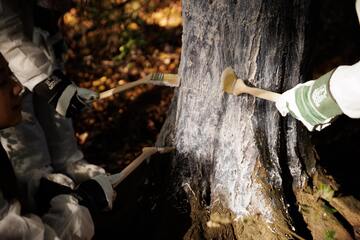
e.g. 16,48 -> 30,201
108,147 -> 159,188
243,86 -> 281,102
99,76 -> 150,100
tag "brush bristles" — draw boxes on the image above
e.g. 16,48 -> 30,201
221,67 -> 237,94
150,73 -> 164,81
150,73 -> 180,87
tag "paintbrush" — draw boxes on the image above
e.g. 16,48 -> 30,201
221,67 -> 280,102
99,73 -> 180,100
108,147 -> 175,188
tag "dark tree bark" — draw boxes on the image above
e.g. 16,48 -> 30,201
157,0 -> 359,239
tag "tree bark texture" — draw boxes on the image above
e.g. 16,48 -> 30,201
157,0 -> 358,239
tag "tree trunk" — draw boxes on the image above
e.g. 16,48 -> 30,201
157,0 -> 359,239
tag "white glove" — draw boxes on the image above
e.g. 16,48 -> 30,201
275,70 -> 343,131
65,160 -> 106,183
33,70 -> 99,117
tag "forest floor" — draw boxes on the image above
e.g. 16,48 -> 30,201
62,1 -> 186,239
63,0 -> 182,174
63,0 -> 360,239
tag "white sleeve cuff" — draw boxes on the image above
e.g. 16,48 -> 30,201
356,0 -> 360,24
56,84 -> 77,116
329,61 -> 360,118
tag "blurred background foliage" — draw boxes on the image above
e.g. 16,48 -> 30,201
61,0 -> 182,173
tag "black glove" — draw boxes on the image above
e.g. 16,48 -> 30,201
36,175 -> 115,215
36,177 -> 74,215
33,70 -> 98,117
74,174 -> 116,213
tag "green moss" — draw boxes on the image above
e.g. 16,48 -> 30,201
318,183 -> 334,201
324,230 -> 336,240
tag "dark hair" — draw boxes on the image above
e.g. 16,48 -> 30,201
0,145 -> 19,201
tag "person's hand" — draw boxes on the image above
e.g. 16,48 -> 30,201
36,174 -> 116,214
34,70 -> 98,117
275,70 -> 343,131
35,177 -> 74,214
74,174 -> 116,213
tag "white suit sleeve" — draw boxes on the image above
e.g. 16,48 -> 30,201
0,0 -> 53,91
42,195 -> 94,240
0,200 -> 58,239
356,0 -> 360,24
0,195 -> 94,240
330,60 -> 360,118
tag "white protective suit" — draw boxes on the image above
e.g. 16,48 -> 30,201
0,195 -> 94,240
0,0 -> 97,238
0,144 -> 95,240
330,61 -> 360,118
330,0 -> 360,118
0,0 -> 53,90
274,0 -> 360,131
314,0 -> 360,118
0,0 -> 104,198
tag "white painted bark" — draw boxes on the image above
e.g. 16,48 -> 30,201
157,0 -> 312,236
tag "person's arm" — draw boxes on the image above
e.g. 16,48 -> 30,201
275,60 -> 360,131
356,0 -> 360,24
0,197 -> 94,240
275,1 -> 360,131
0,200 -> 57,239
42,194 -> 95,240
0,173 -> 115,240
0,0 -> 53,90
330,60 -> 360,118
0,0 -> 98,117
37,174 -> 116,214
